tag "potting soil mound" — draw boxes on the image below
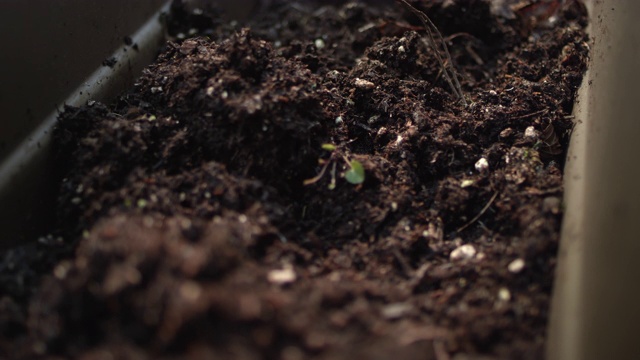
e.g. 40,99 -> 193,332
0,1 -> 589,358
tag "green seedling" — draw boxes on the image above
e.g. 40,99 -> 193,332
304,143 -> 366,188
344,159 -> 365,185
321,143 -> 337,151
328,162 -> 338,190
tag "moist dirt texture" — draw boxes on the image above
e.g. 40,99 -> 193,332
0,1 -> 589,359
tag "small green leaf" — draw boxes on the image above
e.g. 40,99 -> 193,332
137,199 -> 148,208
321,143 -> 337,151
345,160 -> 365,184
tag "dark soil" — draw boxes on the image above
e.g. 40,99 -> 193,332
0,1 -> 589,359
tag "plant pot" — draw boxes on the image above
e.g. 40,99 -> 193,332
1,1 -> 638,358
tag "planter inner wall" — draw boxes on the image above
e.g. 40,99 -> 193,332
548,1 -> 640,359
0,0 -> 169,248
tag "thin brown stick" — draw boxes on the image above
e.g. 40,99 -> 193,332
510,108 -> 549,120
303,159 -> 331,186
392,248 -> 413,278
397,0 -> 467,105
456,191 -> 499,233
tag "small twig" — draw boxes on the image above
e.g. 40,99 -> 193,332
446,33 -> 484,65
397,0 -> 467,106
510,108 -> 549,120
354,122 -> 375,133
465,44 -> 484,66
392,248 -> 413,278
456,191 -> 499,233
523,186 -> 563,196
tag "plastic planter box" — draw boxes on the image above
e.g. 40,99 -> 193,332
0,0 -> 171,248
0,1 -> 639,359
547,1 -> 640,359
